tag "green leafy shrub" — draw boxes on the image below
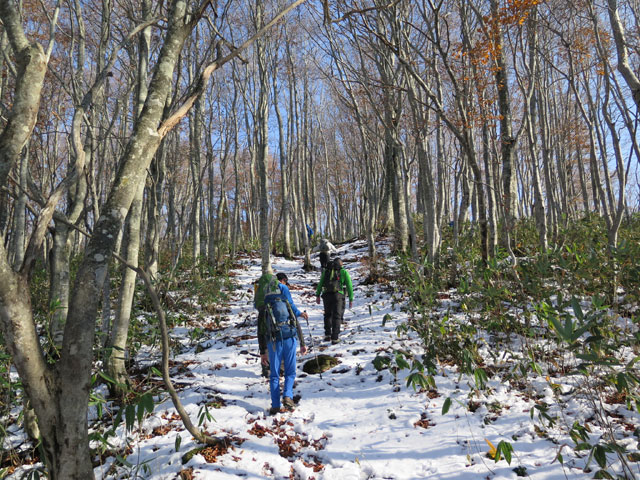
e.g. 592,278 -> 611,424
396,215 -> 640,476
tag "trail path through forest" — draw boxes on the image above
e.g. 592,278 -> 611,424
89,239 -> 592,479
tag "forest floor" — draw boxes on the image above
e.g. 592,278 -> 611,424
5,237 -> 640,479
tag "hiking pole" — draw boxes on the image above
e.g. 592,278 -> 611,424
303,310 -> 323,380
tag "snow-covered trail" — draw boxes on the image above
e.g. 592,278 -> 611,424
92,239 -> 585,480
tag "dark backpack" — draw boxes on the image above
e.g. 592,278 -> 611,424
323,261 -> 342,294
264,292 -> 297,341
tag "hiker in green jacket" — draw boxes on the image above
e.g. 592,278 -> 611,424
315,257 -> 353,344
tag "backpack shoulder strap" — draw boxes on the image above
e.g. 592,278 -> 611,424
284,299 -> 296,321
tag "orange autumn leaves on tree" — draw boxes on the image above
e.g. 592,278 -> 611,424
446,1 -> 540,128
446,0 -> 541,128
475,0 -> 541,68
449,0 -> 541,81
499,0 -> 541,26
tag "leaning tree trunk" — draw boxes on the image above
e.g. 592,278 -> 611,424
589,1 -> 633,251
47,5 -> 194,476
607,0 -> 640,110
107,181 -> 145,396
0,9 -> 50,464
107,0 -> 152,398
0,2 -> 194,477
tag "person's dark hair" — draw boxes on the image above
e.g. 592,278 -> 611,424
333,257 -> 342,267
276,272 -> 289,284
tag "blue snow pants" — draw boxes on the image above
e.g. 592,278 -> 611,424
267,336 -> 297,408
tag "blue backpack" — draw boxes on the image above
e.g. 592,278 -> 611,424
264,292 -> 297,341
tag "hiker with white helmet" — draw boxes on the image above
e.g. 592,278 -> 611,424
312,237 -> 337,270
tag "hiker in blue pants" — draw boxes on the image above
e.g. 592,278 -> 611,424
264,273 -> 307,414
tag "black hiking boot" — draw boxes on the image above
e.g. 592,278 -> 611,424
331,338 -> 339,345
268,406 -> 281,415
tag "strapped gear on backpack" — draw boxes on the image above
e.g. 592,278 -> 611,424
319,239 -> 330,253
254,274 -> 281,310
264,293 -> 297,341
323,260 -> 342,294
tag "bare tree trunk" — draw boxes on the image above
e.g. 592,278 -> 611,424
230,67 -> 243,255
538,86 -> 559,242
11,148 -> 28,269
410,83 -> 440,263
481,121 -> 498,255
49,104 -> 89,344
145,138 -> 166,281
521,8 -> 547,250
401,151 -> 419,260
486,0 -> 518,255
377,4 -> 409,252
255,2 -> 272,272
302,86 -> 319,243
189,94 -> 203,271
454,158 -> 469,232
0,9 -> 51,462
107,181 -> 144,395
273,54 -> 292,258
595,49 -> 630,247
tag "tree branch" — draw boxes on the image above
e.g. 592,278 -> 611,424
158,0 -> 309,138
607,0 -> 640,109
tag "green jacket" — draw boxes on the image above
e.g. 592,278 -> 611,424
315,267 -> 354,301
